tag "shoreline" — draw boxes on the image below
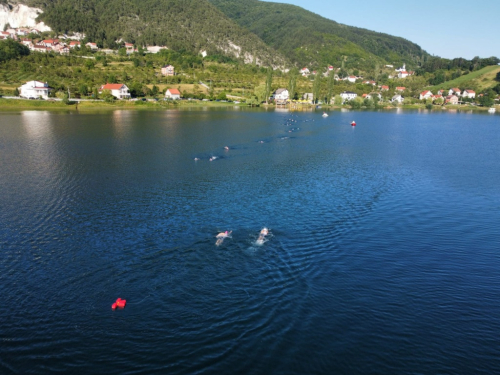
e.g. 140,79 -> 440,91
0,98 -> 496,113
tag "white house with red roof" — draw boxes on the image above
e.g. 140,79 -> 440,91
345,76 -> 357,83
85,42 -> 98,51
19,81 -> 52,99
437,89 -> 447,96
165,88 -> 181,100
363,80 -> 377,86
300,67 -> 310,76
33,44 -> 51,53
445,95 -> 459,104
396,86 -> 406,92
161,65 -> 175,76
398,71 -> 409,78
449,88 -> 461,96
432,94 -> 443,102
380,85 -> 389,91
0,31 -> 11,40
69,41 -> 81,49
462,89 -> 476,99
420,90 -> 433,100
41,39 -> 58,47
99,83 -> 130,99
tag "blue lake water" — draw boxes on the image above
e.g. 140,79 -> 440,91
1,108 -> 499,374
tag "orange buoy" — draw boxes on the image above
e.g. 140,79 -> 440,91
111,302 -> 117,310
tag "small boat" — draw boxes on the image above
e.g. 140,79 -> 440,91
488,108 -> 496,113
351,121 -> 356,126
322,112 -> 329,117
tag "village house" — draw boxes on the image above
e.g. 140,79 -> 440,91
380,85 -> 389,91
462,89 -> 476,99
445,95 -> 459,105
437,89 -> 447,96
99,83 -> 130,99
395,64 -> 406,72
363,80 -> 377,86
345,76 -> 357,83
398,71 -> 409,79
0,31 -> 12,40
33,44 -> 51,53
419,90 -> 433,100
396,87 -> 406,92
165,88 -> 181,100
300,67 -> 310,77
41,39 -> 58,48
85,42 -> 98,51
69,41 -> 81,49
19,81 -> 52,99
392,94 -> 404,103
340,91 -> 358,102
161,65 -> 175,76
432,94 -> 443,102
272,88 -> 289,104
449,88 -> 461,96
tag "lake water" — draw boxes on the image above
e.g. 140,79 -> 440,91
1,108 -> 499,374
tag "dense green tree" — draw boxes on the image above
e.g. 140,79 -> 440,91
312,73 -> 322,103
265,67 -> 272,104
0,39 -> 30,63
288,68 -> 298,101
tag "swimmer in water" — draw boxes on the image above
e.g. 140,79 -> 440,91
215,230 -> 232,246
256,227 -> 269,245
224,146 -> 229,150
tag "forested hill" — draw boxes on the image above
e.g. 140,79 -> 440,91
208,0 -> 430,70
22,0 -> 288,67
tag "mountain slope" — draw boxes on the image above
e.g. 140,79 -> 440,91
209,0 -> 429,70
22,0 -> 288,67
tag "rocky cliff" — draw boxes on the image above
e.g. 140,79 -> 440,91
0,3 -> 50,31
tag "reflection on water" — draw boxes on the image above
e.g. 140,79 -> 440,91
1,109 -> 500,374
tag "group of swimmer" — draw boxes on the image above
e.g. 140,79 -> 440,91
215,227 -> 269,246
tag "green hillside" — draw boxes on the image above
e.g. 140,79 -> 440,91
431,65 -> 500,92
24,0 -> 288,67
208,0 -> 429,71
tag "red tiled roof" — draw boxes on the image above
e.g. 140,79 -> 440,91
100,83 -> 125,90
167,89 -> 181,95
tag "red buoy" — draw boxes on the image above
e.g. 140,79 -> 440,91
351,121 -> 356,126
112,298 -> 126,309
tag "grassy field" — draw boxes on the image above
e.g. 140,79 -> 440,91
431,65 -> 500,91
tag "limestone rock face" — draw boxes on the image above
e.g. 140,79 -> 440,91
0,3 -> 51,31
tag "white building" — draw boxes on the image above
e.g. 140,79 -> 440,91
462,90 -> 476,99
161,65 -> 175,76
419,90 -> 433,100
300,67 -> 310,76
19,81 -> 52,99
346,76 -> 357,83
392,94 -> 404,103
398,71 -> 409,79
165,88 -> 181,100
99,83 -> 130,99
272,88 -> 289,101
340,91 -> 358,102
